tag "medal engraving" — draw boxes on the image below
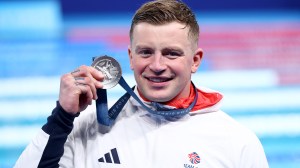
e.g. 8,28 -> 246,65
92,56 -> 122,89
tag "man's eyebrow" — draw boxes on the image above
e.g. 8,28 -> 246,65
162,47 -> 184,54
135,45 -> 151,52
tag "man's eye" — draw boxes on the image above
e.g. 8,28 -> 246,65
164,51 -> 181,58
169,51 -> 180,56
138,50 -> 152,57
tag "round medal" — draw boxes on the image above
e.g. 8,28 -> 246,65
91,55 -> 122,89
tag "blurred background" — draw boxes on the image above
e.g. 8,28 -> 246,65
0,0 -> 300,167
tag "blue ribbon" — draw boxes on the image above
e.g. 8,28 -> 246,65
96,76 -> 198,126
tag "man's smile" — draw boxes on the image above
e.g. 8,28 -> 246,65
142,73 -> 175,83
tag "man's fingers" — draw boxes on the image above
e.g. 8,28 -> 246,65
89,66 -> 105,80
75,81 -> 94,103
89,66 -> 105,88
74,76 -> 98,100
72,65 -> 104,89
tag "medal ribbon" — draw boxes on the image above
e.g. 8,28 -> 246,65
96,76 -> 198,126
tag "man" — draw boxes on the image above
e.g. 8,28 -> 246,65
15,0 -> 269,167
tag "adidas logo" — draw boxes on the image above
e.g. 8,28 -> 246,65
98,148 -> 121,164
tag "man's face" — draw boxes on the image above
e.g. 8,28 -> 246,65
128,22 -> 202,102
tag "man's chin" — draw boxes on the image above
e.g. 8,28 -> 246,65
146,94 -> 173,103
139,86 -> 175,102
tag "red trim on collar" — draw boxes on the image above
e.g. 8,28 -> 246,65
137,83 -> 223,111
166,84 -> 223,111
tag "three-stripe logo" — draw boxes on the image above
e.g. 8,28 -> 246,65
98,148 -> 121,164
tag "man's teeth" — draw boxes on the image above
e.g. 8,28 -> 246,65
148,77 -> 169,82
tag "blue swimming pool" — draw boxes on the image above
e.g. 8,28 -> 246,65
1,6 -> 300,167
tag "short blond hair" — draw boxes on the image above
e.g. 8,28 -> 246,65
130,0 -> 199,44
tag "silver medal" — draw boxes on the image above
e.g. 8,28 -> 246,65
91,55 -> 122,89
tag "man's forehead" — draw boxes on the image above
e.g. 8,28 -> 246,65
133,22 -> 188,30
130,22 -> 196,48
131,22 -> 190,39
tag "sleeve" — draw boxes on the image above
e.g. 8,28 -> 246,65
14,101 -> 78,168
238,135 -> 269,168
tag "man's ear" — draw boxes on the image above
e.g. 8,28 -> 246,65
191,48 -> 203,73
128,46 -> 134,70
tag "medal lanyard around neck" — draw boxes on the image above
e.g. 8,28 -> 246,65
96,76 -> 198,126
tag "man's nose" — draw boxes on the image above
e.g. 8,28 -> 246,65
148,54 -> 167,73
